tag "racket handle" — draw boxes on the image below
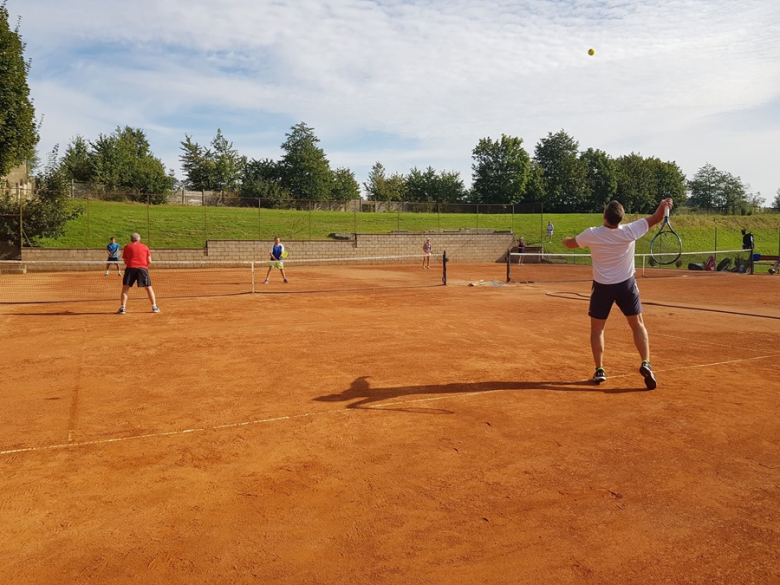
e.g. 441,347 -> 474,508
664,204 -> 670,217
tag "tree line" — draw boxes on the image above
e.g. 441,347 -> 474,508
1,3 -> 776,247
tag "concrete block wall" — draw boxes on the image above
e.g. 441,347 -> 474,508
208,232 -> 515,264
18,232 -> 516,269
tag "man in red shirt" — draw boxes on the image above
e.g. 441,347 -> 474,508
118,233 -> 160,314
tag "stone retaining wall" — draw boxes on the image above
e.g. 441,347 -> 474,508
19,232 -> 516,266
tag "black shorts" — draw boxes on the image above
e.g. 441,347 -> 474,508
589,277 -> 642,320
107,257 -> 119,262
123,267 -> 151,288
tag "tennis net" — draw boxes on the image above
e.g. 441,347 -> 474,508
506,249 -> 750,283
0,253 -> 447,304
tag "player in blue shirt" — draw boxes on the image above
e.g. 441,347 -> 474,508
105,237 -> 122,276
264,236 -> 289,284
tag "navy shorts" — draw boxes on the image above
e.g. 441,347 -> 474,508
589,277 -> 642,320
107,257 -> 119,262
123,267 -> 151,288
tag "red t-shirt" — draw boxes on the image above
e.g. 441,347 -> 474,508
122,242 -> 151,268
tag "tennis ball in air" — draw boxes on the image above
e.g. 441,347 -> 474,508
588,48 -> 595,56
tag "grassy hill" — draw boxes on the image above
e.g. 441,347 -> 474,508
37,200 -> 780,255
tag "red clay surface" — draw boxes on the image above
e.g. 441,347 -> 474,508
1,264 -> 779,584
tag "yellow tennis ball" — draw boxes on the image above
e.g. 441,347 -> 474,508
588,48 -> 595,56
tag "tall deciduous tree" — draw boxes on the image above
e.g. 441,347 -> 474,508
471,134 -> 530,204
533,130 -> 587,212
242,158 -> 288,200
579,148 -> 617,212
278,122 -> 333,200
0,2 -> 38,177
90,126 -> 173,200
688,163 -> 750,213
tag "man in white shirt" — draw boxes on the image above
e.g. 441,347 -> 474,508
562,198 -> 674,389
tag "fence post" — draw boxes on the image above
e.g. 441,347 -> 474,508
511,204 -> 515,234
258,198 -> 262,240
309,200 -> 312,240
18,185 -> 23,251
202,190 -> 208,243
714,227 -> 718,260
86,191 -> 91,248
476,204 -> 479,230
147,193 -> 151,245
437,202 -> 440,232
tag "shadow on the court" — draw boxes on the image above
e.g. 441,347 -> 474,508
314,375 -> 649,410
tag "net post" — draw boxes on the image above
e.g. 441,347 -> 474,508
506,250 -> 511,282
251,261 -> 255,294
442,251 -> 448,285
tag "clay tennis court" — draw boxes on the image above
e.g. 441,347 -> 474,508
1,263 -> 779,584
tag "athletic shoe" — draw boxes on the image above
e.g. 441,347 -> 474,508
284,279 -> 289,283
116,307 -> 126,315
592,367 -> 606,384
264,279 -> 269,284
640,361 -> 657,390
152,306 -> 161,313
770,268 -> 776,275
104,271 -> 109,276
118,271 -> 122,276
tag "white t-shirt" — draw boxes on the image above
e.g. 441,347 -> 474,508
575,218 -> 649,284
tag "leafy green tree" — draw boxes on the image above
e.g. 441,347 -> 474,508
364,162 -> 407,201
688,163 -> 750,214
278,122 -> 333,200
179,129 -> 244,193
687,163 -> 722,211
405,167 -> 437,202
613,154 -> 686,213
405,166 -> 466,203
179,134 -> 213,191
211,129 -> 245,192
241,158 -> 288,200
60,136 -> 92,183
364,162 -> 388,201
90,126 -> 173,201
471,134 -> 530,204
772,188 -> 780,211
579,148 -> 617,212
533,130 -> 587,212
330,167 -> 360,201
0,3 -> 38,177
1,146 -> 83,246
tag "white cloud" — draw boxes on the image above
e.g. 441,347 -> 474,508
9,0 -> 780,198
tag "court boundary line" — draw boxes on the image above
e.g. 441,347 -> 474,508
1,353 -> 777,458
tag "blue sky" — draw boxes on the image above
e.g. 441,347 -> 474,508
12,0 -> 780,201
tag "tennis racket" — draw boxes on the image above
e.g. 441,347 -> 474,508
281,250 -> 289,259
649,206 -> 682,265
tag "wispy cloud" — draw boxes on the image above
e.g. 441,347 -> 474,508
11,0 -> 780,198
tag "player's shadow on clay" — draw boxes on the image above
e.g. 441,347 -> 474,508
314,375 -> 647,411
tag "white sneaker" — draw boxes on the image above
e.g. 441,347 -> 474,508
104,271 -> 109,276
118,271 -> 122,276
152,306 -> 161,313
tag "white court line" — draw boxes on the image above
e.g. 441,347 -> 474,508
1,354 -> 777,457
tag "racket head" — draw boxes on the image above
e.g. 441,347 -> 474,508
281,250 -> 289,259
650,230 -> 682,265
